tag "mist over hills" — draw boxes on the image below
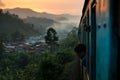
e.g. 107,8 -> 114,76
3,7 -> 81,39
24,17 -> 57,34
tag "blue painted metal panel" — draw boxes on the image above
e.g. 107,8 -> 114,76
96,0 -> 111,79
96,23 -> 110,80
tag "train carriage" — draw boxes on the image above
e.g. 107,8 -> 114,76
78,0 -> 119,80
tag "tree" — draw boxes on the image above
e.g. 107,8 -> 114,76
60,27 -> 78,50
45,28 -> 59,52
45,28 -> 58,45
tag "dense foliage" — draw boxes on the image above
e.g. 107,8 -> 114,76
59,27 -> 78,50
0,27 -> 79,80
0,51 -> 75,80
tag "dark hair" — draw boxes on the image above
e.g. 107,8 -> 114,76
74,43 -> 86,54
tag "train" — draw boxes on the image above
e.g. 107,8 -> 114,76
78,0 -> 119,80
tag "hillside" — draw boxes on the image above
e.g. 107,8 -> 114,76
0,10 -> 38,36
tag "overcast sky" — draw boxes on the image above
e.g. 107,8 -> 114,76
0,0 -> 84,15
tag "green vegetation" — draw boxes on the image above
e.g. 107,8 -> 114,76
59,27 -> 78,50
0,51 -> 75,80
0,26 -> 79,80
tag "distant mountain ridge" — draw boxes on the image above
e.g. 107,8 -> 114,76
3,7 -> 80,20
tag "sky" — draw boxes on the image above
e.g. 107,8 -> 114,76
0,0 -> 84,15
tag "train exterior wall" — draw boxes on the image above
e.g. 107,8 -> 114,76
79,0 -> 118,80
95,0 -> 117,80
96,0 -> 110,80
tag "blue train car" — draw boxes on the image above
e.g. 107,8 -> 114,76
78,0 -> 119,80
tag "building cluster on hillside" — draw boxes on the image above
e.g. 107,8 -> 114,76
3,41 -> 49,54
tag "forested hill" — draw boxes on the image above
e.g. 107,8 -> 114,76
0,9 -> 38,36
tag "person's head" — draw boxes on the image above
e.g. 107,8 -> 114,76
74,43 -> 86,59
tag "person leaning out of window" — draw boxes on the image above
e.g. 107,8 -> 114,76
74,43 -> 89,80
